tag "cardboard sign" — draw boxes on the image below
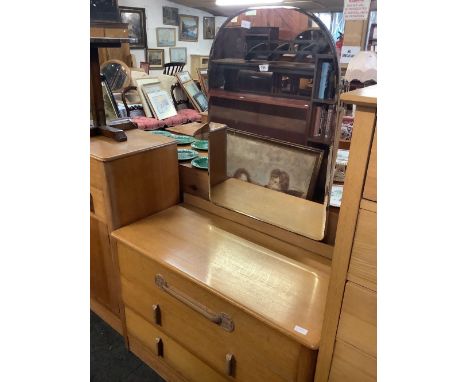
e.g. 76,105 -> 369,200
340,45 -> 361,64
343,0 -> 371,21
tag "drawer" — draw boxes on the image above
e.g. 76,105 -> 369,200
90,186 -> 107,222
348,207 -> 376,290
90,157 -> 104,190
179,165 -> 209,200
118,243 -> 308,382
363,131 -> 377,201
329,339 -> 376,382
336,282 -> 376,357
125,307 -> 227,382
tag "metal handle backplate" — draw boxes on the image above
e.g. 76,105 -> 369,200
155,274 -> 234,332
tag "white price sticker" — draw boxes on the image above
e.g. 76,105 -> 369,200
259,64 -> 269,72
241,20 -> 251,29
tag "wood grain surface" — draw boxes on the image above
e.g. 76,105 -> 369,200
211,178 -> 327,241
112,204 -> 329,349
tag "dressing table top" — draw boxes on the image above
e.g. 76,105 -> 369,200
90,129 -> 174,162
112,204 -> 330,349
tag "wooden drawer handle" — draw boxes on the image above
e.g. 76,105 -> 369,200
155,274 -> 235,332
225,353 -> 235,377
155,337 -> 163,357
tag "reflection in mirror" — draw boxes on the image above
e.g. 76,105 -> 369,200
100,59 -> 131,92
208,6 -> 340,241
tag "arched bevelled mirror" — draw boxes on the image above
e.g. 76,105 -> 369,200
207,6 -> 341,241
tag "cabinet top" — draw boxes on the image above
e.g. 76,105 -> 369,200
112,204 -> 330,349
90,129 -> 175,162
340,85 -> 377,107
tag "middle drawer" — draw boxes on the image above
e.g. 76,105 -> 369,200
118,242 -> 304,382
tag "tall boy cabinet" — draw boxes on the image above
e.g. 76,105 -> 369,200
315,86 -> 377,381
90,129 -> 179,332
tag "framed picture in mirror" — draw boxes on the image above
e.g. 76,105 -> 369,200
197,68 -> 208,95
226,130 -> 323,199
147,49 -> 165,69
119,6 -> 147,49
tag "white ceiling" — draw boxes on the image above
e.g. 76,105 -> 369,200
169,0 -> 346,17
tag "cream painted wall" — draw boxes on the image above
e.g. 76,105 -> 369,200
119,0 -> 227,76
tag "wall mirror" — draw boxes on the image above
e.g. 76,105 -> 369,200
207,6 -> 340,241
100,59 -> 131,92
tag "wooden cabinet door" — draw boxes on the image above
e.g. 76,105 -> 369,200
90,216 -> 119,315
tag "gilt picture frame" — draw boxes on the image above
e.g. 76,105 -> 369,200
203,17 -> 215,39
119,6 -> 147,49
226,130 -> 323,199
146,49 -> 165,69
179,14 -> 199,42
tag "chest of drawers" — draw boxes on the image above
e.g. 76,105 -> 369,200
90,129 -> 179,331
112,204 -> 330,382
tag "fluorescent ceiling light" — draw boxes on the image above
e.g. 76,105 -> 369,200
216,0 -> 283,6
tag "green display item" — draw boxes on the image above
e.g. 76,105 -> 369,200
178,149 -> 199,161
191,156 -> 208,170
191,139 -> 209,151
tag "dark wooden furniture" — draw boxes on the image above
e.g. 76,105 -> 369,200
163,62 -> 186,76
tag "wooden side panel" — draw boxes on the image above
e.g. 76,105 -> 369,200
90,186 -> 106,222
125,307 -> 228,382
363,131 -> 377,201
104,144 -> 180,230
90,216 -> 119,315
208,126 -> 227,189
348,207 -> 377,291
336,282 -> 376,358
329,340 -> 376,382
90,158 -> 104,190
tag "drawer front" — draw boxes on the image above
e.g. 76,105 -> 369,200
363,131 -> 377,201
348,207 -> 376,290
90,186 -> 107,222
329,339 -> 376,382
125,307 -> 227,382
179,165 -> 209,200
118,243 -> 304,382
336,282 -> 376,357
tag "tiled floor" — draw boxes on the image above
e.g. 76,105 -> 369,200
90,311 -> 165,382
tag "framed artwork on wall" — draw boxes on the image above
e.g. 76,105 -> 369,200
203,17 -> 215,39
90,0 -> 120,23
156,28 -> 176,47
163,6 -> 179,26
119,6 -> 147,49
169,47 -> 187,63
146,49 -> 165,69
179,14 -> 199,42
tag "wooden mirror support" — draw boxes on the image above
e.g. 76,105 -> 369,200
90,35 -> 136,142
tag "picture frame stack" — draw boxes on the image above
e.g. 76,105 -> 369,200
176,71 -> 208,112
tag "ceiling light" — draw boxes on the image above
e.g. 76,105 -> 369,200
216,0 -> 284,6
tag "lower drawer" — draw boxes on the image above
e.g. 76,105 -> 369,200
329,339 -> 376,382
118,243 -> 309,382
125,306 -> 228,382
336,282 -> 376,357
